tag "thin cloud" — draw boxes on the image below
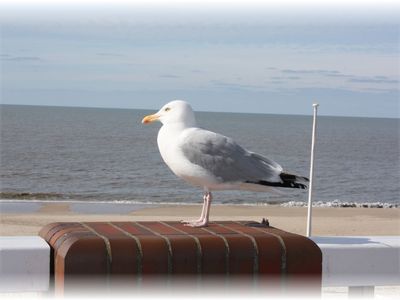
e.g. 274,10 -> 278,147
2,56 -> 42,62
210,80 -> 266,91
96,52 -> 124,57
362,87 -> 399,93
349,78 -> 398,84
281,69 -> 341,75
323,73 -> 354,78
159,74 -> 181,79
279,69 -> 398,86
270,76 -> 300,80
374,75 -> 390,80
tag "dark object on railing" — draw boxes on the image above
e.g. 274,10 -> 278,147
245,218 -> 270,227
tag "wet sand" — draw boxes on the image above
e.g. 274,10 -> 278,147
1,202 -> 399,236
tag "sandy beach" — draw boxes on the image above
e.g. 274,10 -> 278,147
1,202 -> 399,236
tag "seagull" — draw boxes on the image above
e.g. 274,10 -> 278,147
142,100 -> 308,227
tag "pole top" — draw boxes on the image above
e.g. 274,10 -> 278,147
312,103 -> 319,108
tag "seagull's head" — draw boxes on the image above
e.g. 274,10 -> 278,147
141,100 -> 196,127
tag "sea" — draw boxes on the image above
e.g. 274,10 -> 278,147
1,105 -> 399,210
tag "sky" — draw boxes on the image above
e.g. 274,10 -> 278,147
0,0 -> 399,118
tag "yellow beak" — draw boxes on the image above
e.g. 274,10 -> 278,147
141,113 -> 160,124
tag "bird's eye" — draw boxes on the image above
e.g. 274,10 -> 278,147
164,107 -> 171,112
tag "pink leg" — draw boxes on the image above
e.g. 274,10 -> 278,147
184,192 -> 212,228
181,193 -> 207,225
198,193 -> 207,221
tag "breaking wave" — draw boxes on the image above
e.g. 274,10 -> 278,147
280,200 -> 399,208
0,192 -> 398,209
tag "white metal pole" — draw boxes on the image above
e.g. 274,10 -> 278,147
306,103 -> 319,237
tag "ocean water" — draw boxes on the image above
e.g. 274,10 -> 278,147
1,105 -> 399,207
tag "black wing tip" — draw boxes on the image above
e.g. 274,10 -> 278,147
245,180 -> 308,190
281,172 -> 309,182
245,172 -> 309,190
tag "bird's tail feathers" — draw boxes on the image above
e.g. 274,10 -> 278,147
279,172 -> 309,189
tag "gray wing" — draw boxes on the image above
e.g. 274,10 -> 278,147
179,128 -> 283,183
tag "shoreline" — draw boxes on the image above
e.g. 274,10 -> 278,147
1,202 -> 399,236
1,198 -> 398,210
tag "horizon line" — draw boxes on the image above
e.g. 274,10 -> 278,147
1,103 -> 398,120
